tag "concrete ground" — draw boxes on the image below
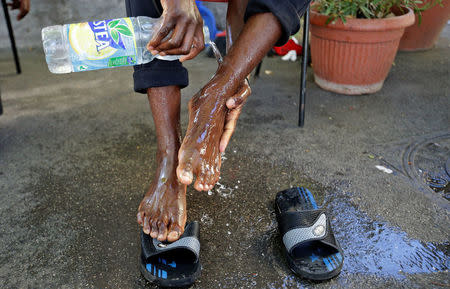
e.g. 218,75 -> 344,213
1,27 -> 449,288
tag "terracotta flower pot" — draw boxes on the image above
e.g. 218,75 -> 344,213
310,8 -> 415,95
399,1 -> 450,51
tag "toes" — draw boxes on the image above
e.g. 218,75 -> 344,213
167,223 -> 184,242
211,172 -> 220,187
205,172 -> 216,190
204,174 -> 214,190
176,163 -> 194,185
143,214 -> 151,235
137,212 -> 143,225
157,220 -> 168,241
194,178 -> 205,191
150,220 -> 159,239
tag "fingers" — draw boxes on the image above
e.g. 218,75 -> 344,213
178,23 -> 205,62
148,20 -> 204,60
147,17 -> 175,52
147,1 -> 203,60
220,81 -> 251,152
17,0 -> 30,20
154,19 -> 189,52
179,36 -> 205,62
226,81 -> 251,109
159,24 -> 196,56
219,108 -> 241,152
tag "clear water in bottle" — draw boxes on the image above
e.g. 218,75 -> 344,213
42,16 -> 196,74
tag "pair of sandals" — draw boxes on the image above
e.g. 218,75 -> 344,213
140,187 -> 344,287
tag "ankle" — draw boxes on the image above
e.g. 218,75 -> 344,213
202,75 -> 236,102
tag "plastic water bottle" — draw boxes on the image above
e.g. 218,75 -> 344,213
42,17 -> 210,74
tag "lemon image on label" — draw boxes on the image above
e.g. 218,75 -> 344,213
69,22 -> 117,60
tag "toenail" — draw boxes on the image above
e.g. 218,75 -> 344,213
182,169 -> 192,176
157,243 -> 167,248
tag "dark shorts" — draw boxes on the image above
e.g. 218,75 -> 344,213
125,0 -> 189,93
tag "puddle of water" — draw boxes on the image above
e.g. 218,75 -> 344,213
214,181 -> 234,198
268,276 -> 305,289
267,192 -> 449,288
328,194 -> 449,278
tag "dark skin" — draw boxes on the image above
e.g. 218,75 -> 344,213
7,0 -> 30,20
138,0 -> 252,241
176,12 -> 283,190
137,0 -> 207,242
147,0 -> 205,62
137,86 -> 186,242
138,0 -> 283,241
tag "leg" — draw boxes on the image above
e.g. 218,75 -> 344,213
177,12 -> 283,191
126,0 -> 189,242
137,86 -> 187,242
226,0 -> 249,50
175,1 -> 250,191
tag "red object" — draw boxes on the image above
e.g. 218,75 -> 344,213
215,31 -> 227,37
310,8 -> 414,95
274,39 -> 303,56
399,0 -> 450,51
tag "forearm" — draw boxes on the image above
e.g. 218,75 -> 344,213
225,0 -> 250,51
210,12 -> 282,94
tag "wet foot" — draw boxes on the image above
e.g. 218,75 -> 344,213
137,154 -> 187,242
177,84 -> 229,191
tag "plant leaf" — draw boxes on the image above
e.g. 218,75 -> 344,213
108,20 -> 120,29
111,29 -> 119,44
116,24 -> 132,37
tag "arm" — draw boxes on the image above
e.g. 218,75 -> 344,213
217,0 -> 250,152
217,0 -> 311,151
215,12 -> 283,151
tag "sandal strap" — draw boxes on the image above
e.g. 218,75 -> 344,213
141,221 -> 200,262
278,208 -> 326,235
281,210 -> 341,256
282,212 -> 329,254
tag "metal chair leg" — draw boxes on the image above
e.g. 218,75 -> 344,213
298,7 -> 310,127
254,61 -> 262,78
2,0 -> 21,74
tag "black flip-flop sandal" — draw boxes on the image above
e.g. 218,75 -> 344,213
275,187 -> 344,281
140,221 -> 201,287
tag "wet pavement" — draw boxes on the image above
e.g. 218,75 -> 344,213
1,27 -> 449,288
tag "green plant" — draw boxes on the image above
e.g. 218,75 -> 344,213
312,0 -> 443,23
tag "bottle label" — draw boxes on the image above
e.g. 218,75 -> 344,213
67,18 -> 137,72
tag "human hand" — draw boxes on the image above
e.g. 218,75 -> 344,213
7,0 -> 30,20
147,0 -> 205,62
219,79 -> 251,152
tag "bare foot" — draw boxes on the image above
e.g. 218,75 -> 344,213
176,85 -> 227,191
137,153 -> 187,242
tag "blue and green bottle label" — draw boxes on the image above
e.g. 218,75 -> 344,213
67,18 -> 137,72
